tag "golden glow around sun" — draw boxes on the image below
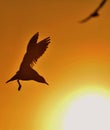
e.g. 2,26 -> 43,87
43,85 -> 110,130
62,86 -> 110,130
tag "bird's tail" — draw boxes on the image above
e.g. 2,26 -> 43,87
6,74 -> 18,83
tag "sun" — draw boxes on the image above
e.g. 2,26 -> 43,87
62,86 -> 110,130
43,86 -> 110,130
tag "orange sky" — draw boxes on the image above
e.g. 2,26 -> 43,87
1,0 -> 110,130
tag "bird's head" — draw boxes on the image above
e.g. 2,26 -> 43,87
40,76 -> 49,85
34,75 -> 49,85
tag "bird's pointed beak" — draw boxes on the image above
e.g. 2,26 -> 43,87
45,82 -> 49,85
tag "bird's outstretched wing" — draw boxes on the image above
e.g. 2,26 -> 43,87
79,15 -> 92,23
27,32 -> 39,51
79,0 -> 107,23
94,0 -> 107,12
20,33 -> 50,69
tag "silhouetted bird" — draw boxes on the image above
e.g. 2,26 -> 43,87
79,0 -> 107,23
6,32 -> 50,91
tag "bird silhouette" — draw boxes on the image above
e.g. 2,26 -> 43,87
6,32 -> 50,91
79,0 -> 107,23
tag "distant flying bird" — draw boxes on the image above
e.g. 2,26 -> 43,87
6,32 -> 50,91
79,0 -> 107,23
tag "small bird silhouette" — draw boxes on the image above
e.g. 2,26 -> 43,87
6,32 -> 50,91
79,0 -> 107,23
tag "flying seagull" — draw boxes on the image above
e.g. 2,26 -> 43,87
79,0 -> 107,23
6,32 -> 50,91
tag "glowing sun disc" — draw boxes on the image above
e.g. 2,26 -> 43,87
63,92 -> 110,130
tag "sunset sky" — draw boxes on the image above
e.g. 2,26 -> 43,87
1,0 -> 110,130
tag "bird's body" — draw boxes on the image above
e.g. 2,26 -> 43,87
79,0 -> 107,23
6,32 -> 50,91
6,67 -> 48,83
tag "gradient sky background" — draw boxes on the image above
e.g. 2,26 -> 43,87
1,0 -> 110,130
